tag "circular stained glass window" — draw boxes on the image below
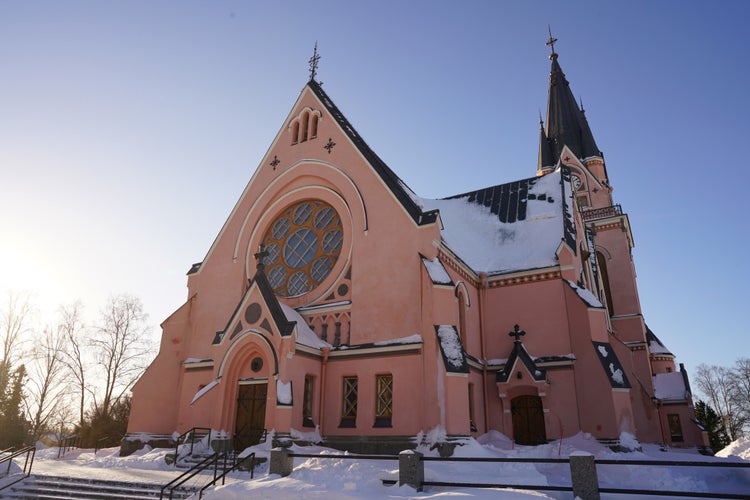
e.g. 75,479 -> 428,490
262,200 -> 343,297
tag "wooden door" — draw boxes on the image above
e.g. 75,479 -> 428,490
511,395 -> 547,445
234,383 -> 267,451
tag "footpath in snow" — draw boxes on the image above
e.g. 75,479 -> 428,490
4,431 -> 749,499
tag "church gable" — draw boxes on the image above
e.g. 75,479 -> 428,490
214,268 -> 296,346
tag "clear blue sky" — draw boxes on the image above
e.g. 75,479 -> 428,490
1,1 -> 748,378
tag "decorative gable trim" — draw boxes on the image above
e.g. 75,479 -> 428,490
496,342 -> 547,384
307,80 -> 438,228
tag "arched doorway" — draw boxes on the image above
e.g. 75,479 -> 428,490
234,381 -> 268,451
511,395 -> 547,445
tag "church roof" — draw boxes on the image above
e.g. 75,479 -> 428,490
419,168 -> 576,276
646,326 -> 674,356
307,80 -> 439,227
539,51 -> 602,170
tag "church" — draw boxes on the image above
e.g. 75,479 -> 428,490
125,39 -> 708,455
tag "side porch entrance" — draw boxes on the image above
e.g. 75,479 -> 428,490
511,394 -> 547,445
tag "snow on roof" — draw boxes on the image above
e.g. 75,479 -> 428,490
653,372 -> 688,401
183,358 -> 213,364
373,334 -> 422,346
566,280 -> 604,308
190,379 -> 219,405
647,327 -> 673,356
280,302 -> 331,350
422,257 -> 453,285
435,325 -> 468,373
420,171 -> 566,275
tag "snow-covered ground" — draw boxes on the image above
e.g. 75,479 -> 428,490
5,432 -> 749,499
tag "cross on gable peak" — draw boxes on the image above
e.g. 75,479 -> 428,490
308,41 -> 321,82
509,324 -> 526,343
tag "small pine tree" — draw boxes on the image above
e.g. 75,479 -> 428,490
695,400 -> 731,453
0,363 -> 31,449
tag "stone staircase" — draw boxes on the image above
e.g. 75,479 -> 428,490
2,474 -> 197,499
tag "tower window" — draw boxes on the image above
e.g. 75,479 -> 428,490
300,111 -> 309,143
311,114 -> 319,139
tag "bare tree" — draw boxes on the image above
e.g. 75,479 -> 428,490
58,301 -> 89,427
695,363 -> 746,440
91,294 -> 152,417
25,324 -> 67,442
1,290 -> 34,369
729,358 -> 750,434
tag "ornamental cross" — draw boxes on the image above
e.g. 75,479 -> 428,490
270,155 -> 280,170
254,245 -> 269,271
546,25 -> 557,56
308,42 -> 321,81
509,324 -> 526,343
324,137 -> 336,154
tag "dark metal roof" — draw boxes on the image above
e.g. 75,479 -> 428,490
592,341 -> 631,389
646,326 -> 674,357
443,167 -> 576,253
444,175 -> 543,224
539,52 -> 602,171
434,325 -> 469,374
307,80 -> 439,227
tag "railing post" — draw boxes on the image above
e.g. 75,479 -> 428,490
398,450 -> 424,492
269,447 -> 294,477
569,451 -> 600,500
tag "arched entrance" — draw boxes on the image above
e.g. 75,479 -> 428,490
234,380 -> 267,451
511,395 -> 547,445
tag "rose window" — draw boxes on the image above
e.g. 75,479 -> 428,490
262,200 -> 343,297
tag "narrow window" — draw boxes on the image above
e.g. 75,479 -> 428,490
468,383 -> 477,432
291,121 -> 299,145
374,374 -> 393,427
596,251 -> 615,314
667,413 -> 683,442
310,114 -> 319,139
300,111 -> 309,143
457,290 -> 467,347
340,376 -> 357,428
303,375 -> 314,427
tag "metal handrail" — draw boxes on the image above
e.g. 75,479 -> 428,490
160,452 -> 222,500
0,446 -> 36,492
199,452 -> 256,499
581,204 -> 622,221
172,427 -> 212,464
57,435 -> 80,458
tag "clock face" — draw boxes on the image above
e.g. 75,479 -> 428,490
571,174 -> 582,190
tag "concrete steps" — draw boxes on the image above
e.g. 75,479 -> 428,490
3,474 -> 196,499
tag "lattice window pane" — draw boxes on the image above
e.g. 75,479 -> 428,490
303,375 -> 314,420
292,202 -> 313,225
314,206 -> 335,230
287,271 -> 309,296
264,242 -> 280,265
272,217 -> 290,239
322,229 -> 343,254
310,256 -> 332,283
284,229 -> 318,268
376,374 -> 393,418
342,377 -> 358,418
268,266 -> 287,291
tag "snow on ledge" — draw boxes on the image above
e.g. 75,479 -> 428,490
280,302 -> 331,350
374,334 -> 423,346
422,257 -> 452,285
190,379 -> 219,405
566,280 -> 603,308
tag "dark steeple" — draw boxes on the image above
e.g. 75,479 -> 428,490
538,33 -> 602,172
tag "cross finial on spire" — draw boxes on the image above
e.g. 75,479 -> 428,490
509,324 -> 526,343
546,25 -> 558,60
308,41 -> 321,82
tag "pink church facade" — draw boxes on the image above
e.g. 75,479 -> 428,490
125,45 -> 708,455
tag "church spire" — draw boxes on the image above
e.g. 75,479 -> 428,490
538,32 -> 602,174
